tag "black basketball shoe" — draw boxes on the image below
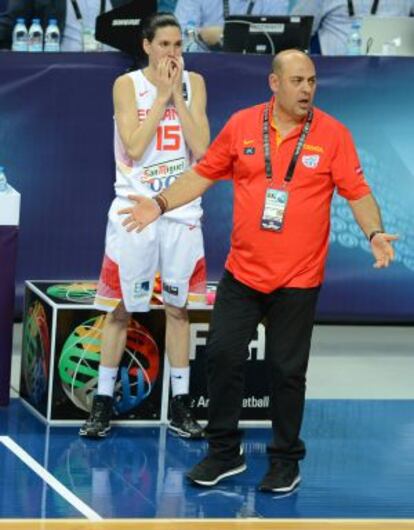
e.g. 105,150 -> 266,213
168,394 -> 204,439
79,394 -> 113,438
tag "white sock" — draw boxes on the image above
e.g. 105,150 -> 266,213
97,365 -> 118,397
170,366 -> 190,397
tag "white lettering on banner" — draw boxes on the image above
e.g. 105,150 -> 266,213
242,396 -> 269,408
247,323 -> 265,360
197,396 -> 209,407
196,395 -> 269,408
190,322 -> 266,360
190,323 -> 208,360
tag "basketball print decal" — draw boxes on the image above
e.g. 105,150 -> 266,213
58,315 -> 160,414
46,283 -> 98,304
22,300 -> 51,405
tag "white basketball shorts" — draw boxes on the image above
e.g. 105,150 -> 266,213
95,197 -> 206,312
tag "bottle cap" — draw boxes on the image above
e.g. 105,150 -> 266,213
49,18 -> 58,24
16,18 -> 25,24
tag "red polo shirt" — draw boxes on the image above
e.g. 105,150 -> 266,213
194,100 -> 371,293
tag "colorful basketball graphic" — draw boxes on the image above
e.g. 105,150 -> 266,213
22,301 -> 50,405
46,283 -> 98,304
58,315 -> 160,414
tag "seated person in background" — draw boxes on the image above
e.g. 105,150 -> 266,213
158,0 -> 178,12
0,0 -> 130,50
292,0 -> 414,56
174,0 -> 289,51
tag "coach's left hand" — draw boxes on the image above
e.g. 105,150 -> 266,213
118,195 -> 161,233
370,232 -> 399,268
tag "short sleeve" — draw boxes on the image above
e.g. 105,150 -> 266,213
331,126 -> 371,200
194,114 -> 236,181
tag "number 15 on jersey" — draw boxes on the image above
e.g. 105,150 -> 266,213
156,125 -> 181,151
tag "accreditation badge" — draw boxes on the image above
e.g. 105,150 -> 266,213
261,188 -> 289,232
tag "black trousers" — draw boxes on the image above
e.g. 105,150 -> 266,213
205,270 -> 320,462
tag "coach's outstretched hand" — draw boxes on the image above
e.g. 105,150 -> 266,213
370,232 -> 399,268
118,195 -> 161,232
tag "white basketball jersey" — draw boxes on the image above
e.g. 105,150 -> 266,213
113,69 -> 202,224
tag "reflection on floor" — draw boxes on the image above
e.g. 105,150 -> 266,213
1,399 -> 414,520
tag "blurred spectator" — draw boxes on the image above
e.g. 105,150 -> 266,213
292,0 -> 414,55
158,0 -> 178,12
175,0 -> 289,51
0,0 -> 130,50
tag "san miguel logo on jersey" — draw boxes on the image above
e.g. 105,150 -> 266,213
141,158 -> 186,192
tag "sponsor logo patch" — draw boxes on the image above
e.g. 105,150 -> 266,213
141,158 -> 186,192
163,283 -> 179,296
133,281 -> 150,300
142,158 -> 186,182
301,154 -> 320,169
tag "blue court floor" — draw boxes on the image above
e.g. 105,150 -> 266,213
1,398 -> 414,520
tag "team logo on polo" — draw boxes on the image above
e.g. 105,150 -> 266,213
244,147 -> 255,155
301,154 -> 320,169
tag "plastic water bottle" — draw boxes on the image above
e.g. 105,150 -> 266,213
44,19 -> 60,52
28,18 -> 43,52
347,20 -> 362,56
0,167 -> 7,193
184,21 -> 199,52
12,18 -> 28,52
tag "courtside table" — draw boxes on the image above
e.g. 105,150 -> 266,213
0,185 -> 20,406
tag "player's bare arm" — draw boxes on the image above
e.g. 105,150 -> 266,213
114,59 -> 173,161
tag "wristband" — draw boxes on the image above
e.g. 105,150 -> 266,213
153,194 -> 168,215
369,230 -> 384,242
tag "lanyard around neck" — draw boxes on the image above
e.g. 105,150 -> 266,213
70,0 -> 107,21
263,103 -> 313,183
347,0 -> 380,17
